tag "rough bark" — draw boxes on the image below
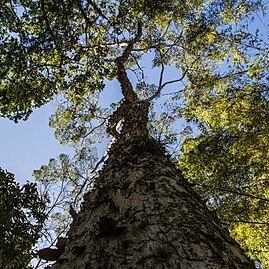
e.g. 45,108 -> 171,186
52,138 -> 255,269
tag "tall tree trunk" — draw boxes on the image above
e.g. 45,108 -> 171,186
52,137 -> 255,269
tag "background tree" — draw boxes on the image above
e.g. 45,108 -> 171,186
180,66 -> 269,266
0,0 -> 268,268
0,168 -> 47,269
178,10 -> 269,264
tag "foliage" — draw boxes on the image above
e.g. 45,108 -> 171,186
180,56 -> 269,266
0,168 -> 47,269
181,89 -> 269,266
0,0 -> 265,121
0,0 -> 268,267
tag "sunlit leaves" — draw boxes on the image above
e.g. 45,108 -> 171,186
49,91 -> 108,146
0,0 -> 266,125
248,63 -> 262,78
177,6 -> 268,262
0,0 -> 110,121
180,73 -> 269,266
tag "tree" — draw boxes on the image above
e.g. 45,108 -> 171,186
180,70 -> 269,266
0,0 -> 268,268
0,168 -> 46,269
177,13 -> 269,264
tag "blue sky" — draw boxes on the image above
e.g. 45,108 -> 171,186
0,103 -> 71,183
0,78 -> 124,184
0,90 -> 145,185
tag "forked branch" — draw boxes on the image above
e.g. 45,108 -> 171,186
146,68 -> 188,102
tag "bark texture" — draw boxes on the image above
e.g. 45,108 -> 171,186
52,138 -> 255,269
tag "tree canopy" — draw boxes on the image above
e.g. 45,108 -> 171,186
179,71 -> 269,265
0,0 -> 268,267
1,0 -> 266,121
0,168 -> 47,269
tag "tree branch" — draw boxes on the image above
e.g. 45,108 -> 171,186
115,21 -> 143,101
219,187 -> 269,203
74,0 -> 96,27
130,53 -> 145,82
199,184 -> 269,203
82,117 -> 108,139
88,0 -> 108,21
146,68 -> 188,102
73,150 -> 107,206
221,219 -> 269,225
40,0 -> 60,51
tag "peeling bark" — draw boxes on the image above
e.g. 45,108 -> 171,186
52,138 -> 255,269
106,100 -> 150,141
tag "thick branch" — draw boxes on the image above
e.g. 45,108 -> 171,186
116,21 -> 143,101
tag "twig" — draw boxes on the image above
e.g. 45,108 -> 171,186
82,118 -> 108,139
73,152 -> 107,205
162,89 -> 185,96
146,68 -> 188,101
200,184 -> 269,203
221,219 -> 269,225
88,0 -> 109,20
75,0 -> 96,27
130,53 -> 146,82
40,0 -> 60,52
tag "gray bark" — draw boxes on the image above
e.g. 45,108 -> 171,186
52,138 -> 255,269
